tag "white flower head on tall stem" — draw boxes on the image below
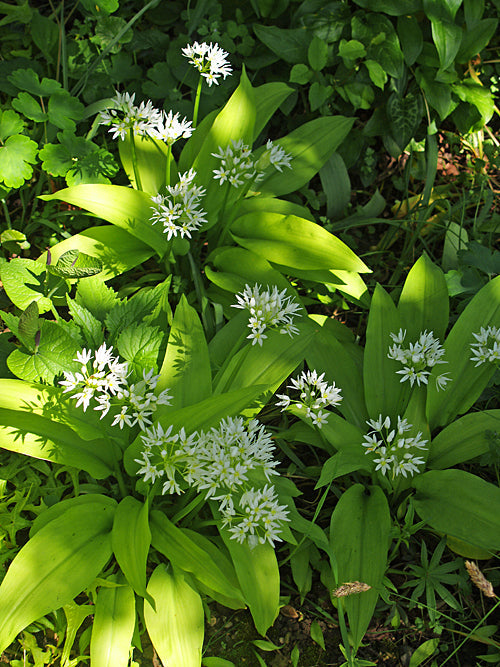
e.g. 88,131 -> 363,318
150,169 -> 207,240
232,283 -> 302,346
182,41 -> 232,86
362,414 -> 427,479
387,328 -> 450,391
98,91 -> 162,140
470,326 -> 500,367
212,140 -> 256,188
150,110 -> 193,145
276,369 -> 342,428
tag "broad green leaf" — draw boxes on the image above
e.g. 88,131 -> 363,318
409,639 -> 439,667
365,59 -> 388,89
457,18 -> 498,63
308,35 -> 328,71
318,413 -> 366,456
231,212 -> 370,273
363,284 -> 407,420
40,185 -> 168,255
0,404 -> 113,478
319,152 -> 351,219
0,258 -> 53,312
76,275 -> 121,321
428,410 -> 500,469
0,499 -> 115,654
416,68 -> 456,120
40,226 -> 154,280
426,275 -> 500,429
352,13 -> 405,78
306,324 -> 367,427
253,25 -> 309,63
316,450 -> 371,488
219,528 -> 280,636
31,494 -> 117,536
398,253 -> 449,341
453,81 -> 495,126
118,132 -> 168,194
423,0 -> 463,22
48,248 -> 103,279
12,92 -> 48,122
253,82 -> 294,140
112,497 -> 151,602
329,485 -> 391,650
150,511 -> 245,603
257,116 -> 355,197
8,67 -> 62,96
0,134 -> 38,188
397,16 -> 423,66
145,564 -> 204,667
48,91 -> 84,131
213,322 -> 315,397
0,108 -> 24,141
17,300 -> 39,351
431,19 -> 462,71
157,294 -> 211,405
387,92 -> 423,153
352,0 -> 421,14
7,320 -> 81,383
90,583 -> 135,667
116,322 -> 163,378
179,109 -> 219,173
412,470 -> 500,551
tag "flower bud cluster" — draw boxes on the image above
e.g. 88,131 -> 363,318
60,344 -> 171,430
387,329 -> 450,391
362,414 -> 428,479
470,326 -> 500,367
276,369 -> 342,428
99,92 -> 192,145
182,41 -> 232,86
232,283 -> 302,346
135,416 -> 290,547
150,169 -> 207,240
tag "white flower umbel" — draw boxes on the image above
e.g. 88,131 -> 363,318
134,415 -> 290,548
60,345 -> 172,429
232,283 -> 302,346
387,329 -> 450,391
470,326 -> 500,367
212,140 -> 256,188
182,41 -> 232,86
150,169 -> 207,240
98,91 -> 163,140
150,110 -> 193,145
362,414 -> 427,479
276,369 -> 342,428
257,140 -> 293,173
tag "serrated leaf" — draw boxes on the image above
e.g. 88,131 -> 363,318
117,322 -> 163,378
0,109 -> 24,142
0,134 -> 38,188
7,320 -> 80,383
67,296 -> 104,349
17,301 -> 39,351
12,91 -> 48,122
76,275 -> 121,322
48,248 -> 103,279
8,68 -> 62,96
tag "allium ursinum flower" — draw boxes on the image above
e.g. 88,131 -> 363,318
224,484 -> 290,547
150,169 -> 207,240
60,345 -> 171,429
387,328 -> 451,391
275,369 -> 342,428
232,283 -> 302,346
134,416 -> 289,547
362,415 -> 428,479
212,140 -> 256,188
98,91 -> 163,140
149,110 -> 193,145
470,326 -> 500,367
182,41 -> 232,86
255,140 -> 293,173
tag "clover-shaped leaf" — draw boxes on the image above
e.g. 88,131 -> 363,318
0,135 -> 38,188
12,92 -> 48,123
0,109 -> 25,142
8,68 -> 62,96
48,92 -> 85,131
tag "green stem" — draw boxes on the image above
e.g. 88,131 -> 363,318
216,183 -> 233,246
192,75 -> 203,128
1,198 -> 12,230
165,144 -> 172,189
113,461 -> 128,499
337,598 -> 355,667
129,129 -> 143,191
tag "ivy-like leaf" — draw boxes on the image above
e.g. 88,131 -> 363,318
0,134 -> 38,188
0,109 -> 25,141
12,91 -> 48,122
8,68 -> 62,96
48,92 -> 85,131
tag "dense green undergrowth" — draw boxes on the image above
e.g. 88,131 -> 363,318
0,1 -> 499,666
